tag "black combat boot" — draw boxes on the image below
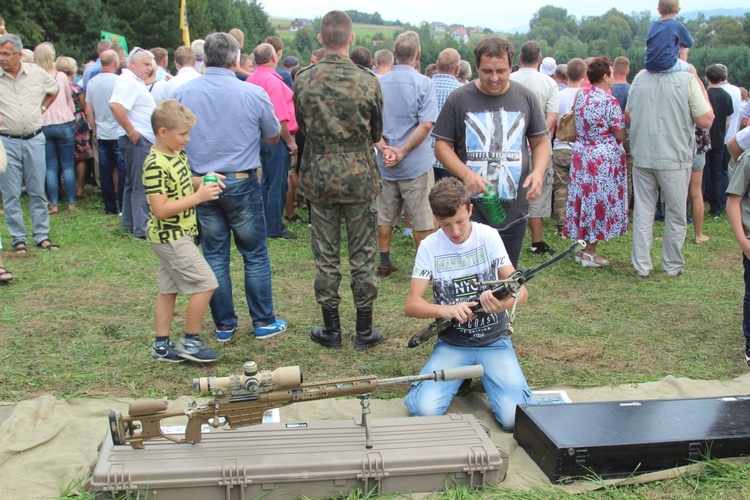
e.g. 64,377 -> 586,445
354,307 -> 384,350
310,307 -> 342,349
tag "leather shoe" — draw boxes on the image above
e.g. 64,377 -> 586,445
377,265 -> 398,277
270,232 -> 297,240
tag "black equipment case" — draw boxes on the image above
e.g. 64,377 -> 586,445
514,395 -> 750,482
85,413 -> 508,499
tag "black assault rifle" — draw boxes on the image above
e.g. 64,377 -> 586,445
407,240 -> 586,348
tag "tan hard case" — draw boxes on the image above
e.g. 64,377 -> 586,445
85,413 -> 508,499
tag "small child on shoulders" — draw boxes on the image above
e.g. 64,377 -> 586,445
142,99 -> 224,363
644,0 -> 693,73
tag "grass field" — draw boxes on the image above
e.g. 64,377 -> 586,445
2,183 -> 749,498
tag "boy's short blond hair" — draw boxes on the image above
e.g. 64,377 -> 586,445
151,99 -> 196,134
658,0 -> 680,15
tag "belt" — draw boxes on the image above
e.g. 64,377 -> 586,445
193,170 -> 255,179
0,128 -> 43,140
309,140 -> 371,154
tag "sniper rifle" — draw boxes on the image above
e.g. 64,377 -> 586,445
108,361 -> 484,449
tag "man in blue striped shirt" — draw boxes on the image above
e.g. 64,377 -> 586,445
431,48 -> 463,182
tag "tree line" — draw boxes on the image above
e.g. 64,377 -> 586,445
281,5 -> 750,85
1,0 -> 273,66
3,2 -> 747,86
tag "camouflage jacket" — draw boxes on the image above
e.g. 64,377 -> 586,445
293,54 -> 383,204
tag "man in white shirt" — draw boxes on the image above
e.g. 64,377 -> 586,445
151,46 -> 200,104
509,41 -> 559,256
109,47 -> 156,239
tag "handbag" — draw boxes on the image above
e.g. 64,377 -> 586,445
555,89 -> 582,144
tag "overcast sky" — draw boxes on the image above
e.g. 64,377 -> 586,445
261,1 -> 748,32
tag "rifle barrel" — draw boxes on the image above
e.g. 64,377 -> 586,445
378,365 -> 484,386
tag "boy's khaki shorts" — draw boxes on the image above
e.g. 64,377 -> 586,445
150,236 -> 218,295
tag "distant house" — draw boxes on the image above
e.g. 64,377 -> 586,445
431,22 -> 447,32
469,26 -> 484,34
289,18 -> 312,32
450,26 -> 469,44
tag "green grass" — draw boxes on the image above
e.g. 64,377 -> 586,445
2,185 -> 750,499
1,186 -> 747,398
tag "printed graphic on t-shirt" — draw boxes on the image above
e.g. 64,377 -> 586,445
431,245 -> 502,340
464,109 -> 525,201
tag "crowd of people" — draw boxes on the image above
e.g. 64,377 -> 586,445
2,1 -> 750,430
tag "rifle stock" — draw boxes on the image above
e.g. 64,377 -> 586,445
109,364 -> 482,449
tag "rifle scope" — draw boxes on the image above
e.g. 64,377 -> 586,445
193,361 -> 303,394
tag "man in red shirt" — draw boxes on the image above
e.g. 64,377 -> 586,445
247,43 -> 299,239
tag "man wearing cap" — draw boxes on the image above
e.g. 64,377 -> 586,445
540,56 -> 556,78
282,55 -> 299,74
509,41 -> 558,256
0,33 -> 60,253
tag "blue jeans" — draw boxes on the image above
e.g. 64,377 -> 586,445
743,254 -> 750,352
43,122 -> 76,205
260,140 -> 290,237
98,139 -> 126,214
0,135 -> 50,246
196,173 -> 277,330
405,338 -> 532,431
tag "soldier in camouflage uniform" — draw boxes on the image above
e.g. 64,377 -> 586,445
293,10 -> 384,350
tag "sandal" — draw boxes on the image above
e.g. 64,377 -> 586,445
36,239 -> 60,250
48,205 -> 59,215
0,266 -> 13,283
575,251 -> 584,264
694,234 -> 710,244
12,242 -> 28,254
580,252 -> 609,267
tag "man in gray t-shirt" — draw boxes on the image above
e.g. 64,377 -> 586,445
432,38 -> 549,267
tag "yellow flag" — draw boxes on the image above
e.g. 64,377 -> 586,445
180,0 -> 190,47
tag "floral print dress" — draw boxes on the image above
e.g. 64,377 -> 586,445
70,81 -> 93,161
564,87 -> 628,243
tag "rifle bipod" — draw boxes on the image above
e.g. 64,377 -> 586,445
356,393 -> 374,449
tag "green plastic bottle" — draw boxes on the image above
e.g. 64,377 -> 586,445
482,184 -> 506,224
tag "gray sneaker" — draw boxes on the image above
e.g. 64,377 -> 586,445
151,340 -> 185,363
175,336 -> 219,363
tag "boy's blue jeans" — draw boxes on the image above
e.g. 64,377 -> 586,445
196,173 -> 277,331
405,338 -> 532,431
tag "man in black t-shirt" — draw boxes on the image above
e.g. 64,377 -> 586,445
432,38 -> 549,267
704,64 -> 735,217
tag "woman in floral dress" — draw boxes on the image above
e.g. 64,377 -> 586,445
565,57 -> 629,267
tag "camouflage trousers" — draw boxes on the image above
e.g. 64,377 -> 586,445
552,148 -> 572,231
310,200 -> 379,310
